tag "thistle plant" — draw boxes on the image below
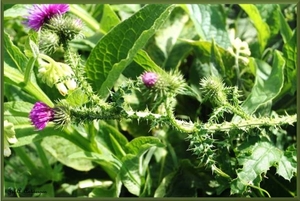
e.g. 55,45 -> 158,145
4,4 -> 296,198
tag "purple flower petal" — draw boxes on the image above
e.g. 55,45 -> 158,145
26,4 -> 69,31
142,72 -> 158,87
29,102 -> 54,130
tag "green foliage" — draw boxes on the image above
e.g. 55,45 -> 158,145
4,4 -> 296,198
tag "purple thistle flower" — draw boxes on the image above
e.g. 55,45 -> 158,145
29,102 -> 54,130
142,72 -> 158,87
26,4 -> 69,31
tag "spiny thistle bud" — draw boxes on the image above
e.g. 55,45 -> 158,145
29,101 -> 70,130
47,14 -> 84,43
4,120 -> 17,157
200,76 -> 228,106
39,30 -> 60,54
142,72 -> 158,87
139,70 -> 186,100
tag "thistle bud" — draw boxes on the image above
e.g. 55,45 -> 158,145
200,76 -> 227,106
142,72 -> 158,87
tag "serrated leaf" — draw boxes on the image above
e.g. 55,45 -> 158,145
185,4 -> 231,49
4,31 -> 28,72
241,50 -> 284,115
277,145 -> 297,181
239,4 -> 270,55
232,140 -> 295,195
85,4 -> 175,99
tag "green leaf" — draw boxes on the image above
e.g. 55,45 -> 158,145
119,154 -> 141,196
41,135 -> 95,171
24,57 -> 36,85
99,4 -> 120,33
95,121 -> 128,157
256,4 -> 280,39
184,4 -> 231,49
277,145 -> 297,181
241,50 -> 285,115
24,31 -> 40,58
4,4 -> 29,18
231,140 -> 282,195
281,30 -> 297,95
133,50 -> 165,74
65,88 -> 89,106
120,137 -> 165,196
4,31 -> 28,72
239,4 -> 270,56
4,101 -> 32,126
84,4 -> 175,99
183,39 -> 243,85
4,63 -> 53,107
125,136 -> 165,155
278,7 -> 293,43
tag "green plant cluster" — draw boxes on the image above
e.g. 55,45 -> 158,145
3,4 -> 297,197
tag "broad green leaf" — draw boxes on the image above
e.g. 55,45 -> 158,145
239,4 -> 270,56
99,4 -> 120,33
69,150 -> 121,174
84,4 -> 175,99
241,50 -> 285,115
278,7 -> 293,43
4,101 -> 32,126
154,7 -> 189,60
65,88 -> 89,106
183,39 -> 246,85
41,135 -> 95,171
120,137 -> 164,196
256,4 -> 280,39
210,39 -> 226,78
95,121 -> 128,158
184,4 -> 231,49
133,50 -> 165,74
4,63 -> 53,107
281,31 -> 297,95
4,4 -> 29,18
125,136 -> 165,155
119,154 -> 141,196
163,42 -> 193,71
4,31 -> 28,72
